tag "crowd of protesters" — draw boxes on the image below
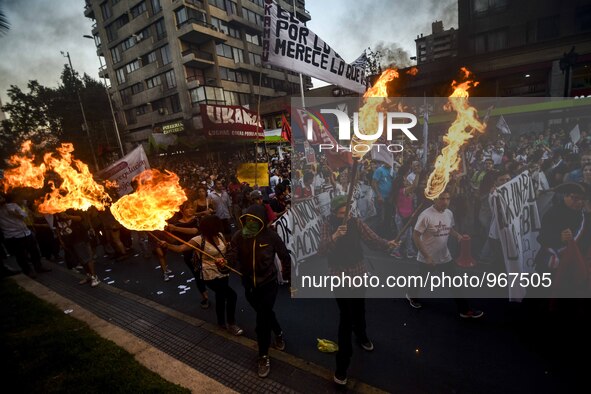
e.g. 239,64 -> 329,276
2,122 -> 591,384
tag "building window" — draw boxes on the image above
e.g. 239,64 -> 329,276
249,52 -> 261,66
245,32 -> 260,45
232,47 -> 244,63
216,43 -> 232,58
111,47 -> 122,64
190,86 -> 225,105
164,69 -> 176,89
175,6 -> 205,27
471,30 -> 506,53
472,0 -> 508,16
161,45 -> 172,65
248,0 -> 264,7
116,68 -> 126,84
113,14 -> 129,29
154,18 -> 166,40
131,83 -> 144,95
211,16 -> 240,38
101,2 -> 112,19
122,36 -> 136,51
208,0 -> 225,11
226,1 -> 238,16
130,1 -> 147,18
126,59 -> 141,73
243,8 -> 263,26
151,0 -> 162,14
147,51 -> 157,64
136,104 -> 148,116
225,91 -> 250,106
147,75 -> 162,89
170,94 -> 182,113
125,109 -> 137,124
106,24 -> 117,42
220,67 -> 248,83
185,67 -> 205,83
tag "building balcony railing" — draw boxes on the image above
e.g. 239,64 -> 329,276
177,18 -> 228,44
181,48 -> 215,68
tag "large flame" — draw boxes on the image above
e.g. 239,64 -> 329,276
110,169 -> 187,231
424,67 -> 486,200
37,143 -> 111,214
351,68 -> 400,159
2,140 -> 46,193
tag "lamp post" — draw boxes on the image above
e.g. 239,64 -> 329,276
83,35 -> 125,157
61,50 -> 99,172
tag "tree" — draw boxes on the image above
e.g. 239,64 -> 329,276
0,81 -> 62,156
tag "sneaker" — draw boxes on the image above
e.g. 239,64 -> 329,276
273,333 -> 285,351
163,273 -> 170,282
390,250 -> 403,259
79,275 -> 91,285
257,356 -> 270,378
359,339 -> 374,351
90,275 -> 100,287
460,309 -> 484,319
406,252 -> 416,259
200,299 -> 210,309
227,324 -> 244,336
405,293 -> 422,309
333,373 -> 348,386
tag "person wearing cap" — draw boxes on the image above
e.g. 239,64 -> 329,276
534,182 -> 591,301
249,189 -> 277,225
318,195 -> 399,386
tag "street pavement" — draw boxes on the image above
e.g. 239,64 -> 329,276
5,238 -> 588,393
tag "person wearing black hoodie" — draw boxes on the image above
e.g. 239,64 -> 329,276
226,204 -> 291,379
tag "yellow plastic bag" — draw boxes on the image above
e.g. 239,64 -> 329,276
317,338 -> 339,353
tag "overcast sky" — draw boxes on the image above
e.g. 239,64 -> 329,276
0,0 -> 457,106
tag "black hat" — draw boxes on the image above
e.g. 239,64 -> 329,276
553,182 -> 587,196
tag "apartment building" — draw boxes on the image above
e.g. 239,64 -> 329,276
84,0 -> 311,151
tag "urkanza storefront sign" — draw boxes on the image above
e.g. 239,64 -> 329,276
200,104 -> 264,139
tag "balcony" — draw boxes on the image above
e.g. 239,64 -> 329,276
235,62 -> 265,73
182,48 -> 215,68
184,0 -> 205,11
177,18 -> 227,44
84,2 -> 95,18
227,12 -> 263,33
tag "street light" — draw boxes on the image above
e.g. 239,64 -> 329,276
61,50 -> 99,172
83,34 -> 125,157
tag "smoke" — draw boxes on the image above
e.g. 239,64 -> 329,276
372,41 -> 413,69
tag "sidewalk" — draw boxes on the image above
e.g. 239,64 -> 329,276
12,264 -> 385,394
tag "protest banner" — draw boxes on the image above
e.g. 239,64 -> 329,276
262,0 -> 366,93
236,163 -> 269,186
97,145 -> 150,196
490,171 -> 541,300
200,104 -> 264,139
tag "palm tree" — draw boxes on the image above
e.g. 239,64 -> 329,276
0,7 -> 10,36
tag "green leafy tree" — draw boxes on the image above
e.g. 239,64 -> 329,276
0,81 -> 62,157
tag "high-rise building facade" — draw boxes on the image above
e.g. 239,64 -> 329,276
415,21 -> 458,65
84,0 -> 311,151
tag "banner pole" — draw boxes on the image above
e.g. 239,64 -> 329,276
292,0 -> 306,108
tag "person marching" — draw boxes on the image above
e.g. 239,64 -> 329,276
318,195 -> 400,386
225,204 -> 291,379
406,190 -> 484,318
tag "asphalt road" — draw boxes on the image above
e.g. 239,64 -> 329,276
34,242 -> 584,394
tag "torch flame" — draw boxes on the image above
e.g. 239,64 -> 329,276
2,140 -> 46,193
37,143 -> 111,214
351,68 -> 400,159
424,67 -> 485,200
110,169 -> 187,231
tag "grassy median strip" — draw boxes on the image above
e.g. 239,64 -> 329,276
0,277 -> 190,393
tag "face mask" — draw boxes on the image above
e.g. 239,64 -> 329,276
242,220 -> 261,238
